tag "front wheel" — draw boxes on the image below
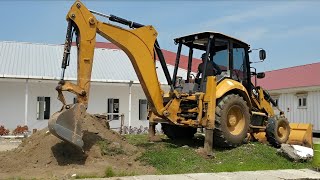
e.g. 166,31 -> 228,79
214,94 -> 250,147
266,117 -> 290,148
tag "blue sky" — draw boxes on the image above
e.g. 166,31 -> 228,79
0,0 -> 319,72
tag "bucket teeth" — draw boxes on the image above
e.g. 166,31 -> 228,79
48,103 -> 85,148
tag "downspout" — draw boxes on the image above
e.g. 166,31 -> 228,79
128,81 -> 133,127
24,79 -> 29,126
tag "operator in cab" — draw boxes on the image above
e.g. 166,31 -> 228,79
196,53 -> 222,80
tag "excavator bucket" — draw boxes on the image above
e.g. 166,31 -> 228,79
251,123 -> 313,148
288,123 -> 313,148
48,103 -> 86,149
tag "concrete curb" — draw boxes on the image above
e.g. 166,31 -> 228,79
87,169 -> 320,180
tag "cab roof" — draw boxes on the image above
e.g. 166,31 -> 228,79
174,31 -> 249,50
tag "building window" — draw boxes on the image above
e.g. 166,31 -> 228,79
298,96 -> 307,108
108,98 -> 119,120
37,97 -> 50,120
139,99 -> 148,120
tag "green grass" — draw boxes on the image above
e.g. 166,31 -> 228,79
104,166 -> 116,177
75,166 -> 136,179
97,140 -> 125,156
103,166 -> 136,178
313,144 -> 320,168
125,134 -> 312,174
75,174 -> 99,179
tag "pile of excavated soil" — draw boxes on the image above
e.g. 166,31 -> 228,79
0,114 -> 156,179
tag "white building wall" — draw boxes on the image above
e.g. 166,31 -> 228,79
87,83 -> 129,129
130,84 -> 170,130
131,85 -> 149,127
0,80 -> 25,129
27,80 -> 75,130
0,79 -> 166,131
0,79 -> 76,130
274,90 -> 320,132
88,83 -> 167,129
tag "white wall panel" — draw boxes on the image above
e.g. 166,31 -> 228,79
0,81 -> 25,129
276,90 -> 320,132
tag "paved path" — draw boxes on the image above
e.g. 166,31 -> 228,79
88,169 -> 320,180
0,138 -> 21,152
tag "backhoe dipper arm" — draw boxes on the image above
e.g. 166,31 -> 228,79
58,1 -> 166,116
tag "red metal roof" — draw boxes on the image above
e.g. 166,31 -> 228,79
256,62 -> 320,90
71,42 -> 202,72
160,49 -> 201,72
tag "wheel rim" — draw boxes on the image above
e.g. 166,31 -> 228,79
277,121 -> 289,142
227,105 -> 245,135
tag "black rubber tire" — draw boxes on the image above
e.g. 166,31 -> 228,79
214,94 -> 250,147
266,117 -> 290,148
161,123 -> 197,139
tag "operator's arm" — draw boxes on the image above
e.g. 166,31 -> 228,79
196,71 -> 200,79
212,61 -> 222,75
196,63 -> 202,79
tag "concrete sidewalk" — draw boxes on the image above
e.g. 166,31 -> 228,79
88,169 -> 320,180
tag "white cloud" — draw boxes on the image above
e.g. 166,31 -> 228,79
161,1 -> 318,53
201,2 -> 308,28
239,25 -> 320,43
271,26 -> 320,39
199,0 -> 319,43
235,27 -> 269,43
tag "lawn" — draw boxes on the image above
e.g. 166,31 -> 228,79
313,144 -> 320,168
125,134 -> 312,174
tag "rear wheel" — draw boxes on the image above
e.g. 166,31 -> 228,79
266,117 -> 290,148
214,94 -> 250,147
161,123 -> 197,139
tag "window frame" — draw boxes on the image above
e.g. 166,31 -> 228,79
36,96 -> 50,120
107,98 -> 120,120
297,94 -> 307,109
139,99 -> 149,120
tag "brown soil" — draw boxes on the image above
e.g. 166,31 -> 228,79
0,114 -> 156,179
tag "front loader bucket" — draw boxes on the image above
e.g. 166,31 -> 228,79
48,103 -> 86,149
288,123 -> 313,148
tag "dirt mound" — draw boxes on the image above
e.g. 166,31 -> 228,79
0,114 -> 155,179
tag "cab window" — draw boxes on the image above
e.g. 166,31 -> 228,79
213,39 -> 229,71
232,43 -> 246,81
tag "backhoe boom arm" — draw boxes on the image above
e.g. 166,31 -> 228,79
49,1 -> 170,147
62,1 -> 167,115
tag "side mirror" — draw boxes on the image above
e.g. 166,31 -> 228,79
259,49 -> 266,61
257,72 -> 265,79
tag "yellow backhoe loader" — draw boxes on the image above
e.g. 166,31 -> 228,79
48,0 -> 313,156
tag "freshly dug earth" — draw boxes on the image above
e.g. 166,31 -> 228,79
0,114 -> 156,179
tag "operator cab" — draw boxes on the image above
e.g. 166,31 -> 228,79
172,31 -> 252,93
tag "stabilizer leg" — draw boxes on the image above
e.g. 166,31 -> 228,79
148,122 -> 161,142
204,128 -> 215,157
